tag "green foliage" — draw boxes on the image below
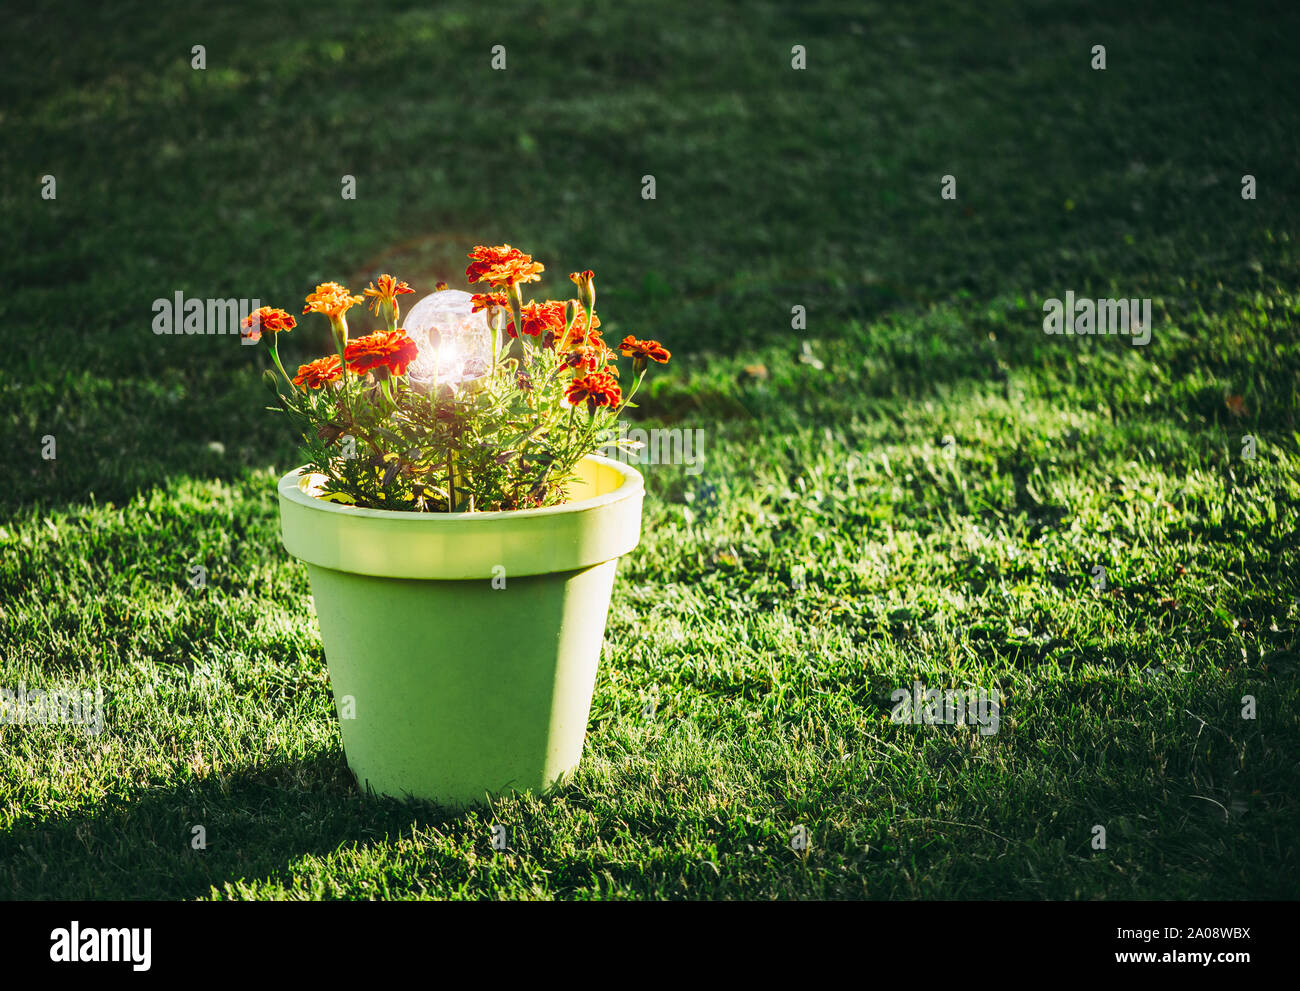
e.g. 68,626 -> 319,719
266,278 -> 649,511
279,330 -> 646,511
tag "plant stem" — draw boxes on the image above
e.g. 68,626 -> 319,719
268,337 -> 294,389
446,450 -> 456,511
492,311 -> 501,377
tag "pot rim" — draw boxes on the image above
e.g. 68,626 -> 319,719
277,452 -> 643,522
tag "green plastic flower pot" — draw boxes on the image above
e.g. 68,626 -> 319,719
277,453 -> 643,807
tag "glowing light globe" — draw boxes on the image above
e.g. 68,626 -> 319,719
403,289 -> 493,387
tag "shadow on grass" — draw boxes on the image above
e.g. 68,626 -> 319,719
0,753 -> 479,901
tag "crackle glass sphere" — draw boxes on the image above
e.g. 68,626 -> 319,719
402,289 -> 493,387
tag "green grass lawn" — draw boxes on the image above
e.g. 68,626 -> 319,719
1,0 -> 1298,899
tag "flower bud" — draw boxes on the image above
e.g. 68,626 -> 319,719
569,270 -> 595,311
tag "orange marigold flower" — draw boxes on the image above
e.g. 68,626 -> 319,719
303,282 -> 364,319
470,291 -> 508,313
563,345 -> 618,375
518,299 -> 568,339
363,274 -> 414,314
465,244 -> 544,288
619,336 -> 671,364
554,303 -> 602,350
240,306 -> 297,343
343,329 -> 420,377
565,371 -> 622,413
474,291 -> 515,334
292,354 -> 343,389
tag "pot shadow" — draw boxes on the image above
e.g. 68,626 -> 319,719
0,752 -> 482,901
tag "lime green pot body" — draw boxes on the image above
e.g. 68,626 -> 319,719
277,454 -> 643,807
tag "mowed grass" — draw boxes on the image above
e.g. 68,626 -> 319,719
1,0 -> 1298,899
